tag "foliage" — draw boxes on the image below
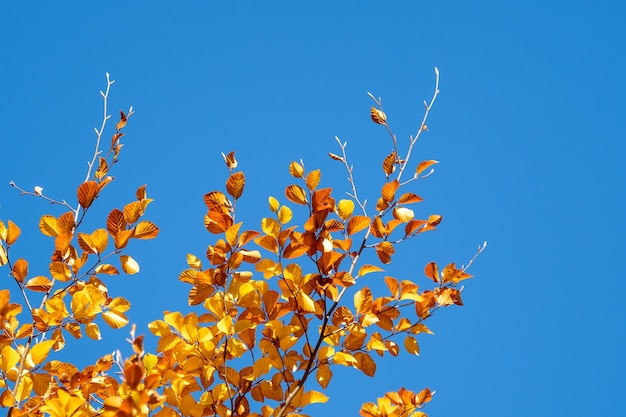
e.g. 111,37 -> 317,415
0,70 -> 484,417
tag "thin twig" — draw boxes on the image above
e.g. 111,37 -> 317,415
462,241 -> 487,272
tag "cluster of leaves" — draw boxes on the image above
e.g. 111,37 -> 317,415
0,70 -> 483,417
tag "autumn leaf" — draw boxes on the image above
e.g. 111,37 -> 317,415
226,171 -> 246,199
416,159 -> 439,176
77,181 -> 98,209
370,106 -> 387,125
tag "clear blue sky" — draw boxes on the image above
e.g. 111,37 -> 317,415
1,2 -> 625,416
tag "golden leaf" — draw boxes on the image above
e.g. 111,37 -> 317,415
12,258 -> 28,282
226,171 -> 246,199
25,276 -> 53,293
285,184 -> 308,205
305,169 -> 321,191
404,219 -> 427,236
114,230 -> 133,250
120,255 -> 140,274
441,262 -> 473,284
95,264 -> 120,275
268,196 -> 280,212
357,264 -> 384,277
370,106 -> 387,125
124,201 -> 145,224
347,215 -> 370,236
131,220 -> 159,240
77,181 -> 98,209
289,161 -> 304,178
316,363 -> 332,389
427,214 -> 442,226
328,152 -> 343,161
86,322 -> 101,340
416,159 -> 439,176
277,206 -> 293,225
6,220 -> 21,246
102,310 -> 129,329
186,253 -> 202,270
0,245 -> 6,267
337,199 -> 355,220
354,352 -> 376,377
39,215 -> 59,237
106,209 -> 126,236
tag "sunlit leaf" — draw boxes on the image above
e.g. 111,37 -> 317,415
398,192 -> 423,205
381,180 -> 399,203
102,310 -> 129,329
382,151 -> 397,177
404,335 -> 420,355
337,199 -> 355,220
277,206 -> 293,225
39,215 -> 59,237
116,110 -> 127,130
375,241 -> 395,264
120,255 -> 140,274
85,322 -> 102,340
95,264 -> 120,275
268,196 -> 280,212
221,151 -> 238,171
25,276 -> 53,292
357,264 -> 384,277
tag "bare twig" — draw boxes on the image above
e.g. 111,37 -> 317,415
462,241 -> 488,272
333,136 -> 367,215
85,72 -> 114,184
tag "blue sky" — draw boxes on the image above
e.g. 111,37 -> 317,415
1,2 -> 625,416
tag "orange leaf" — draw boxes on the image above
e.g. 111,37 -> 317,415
39,215 -> 59,237
347,215 -> 370,236
354,352 -> 376,377
123,201 -> 143,224
136,184 -> 147,200
382,152 -> 396,177
95,264 -> 120,275
285,184 -> 308,205
357,264 -> 384,277
398,193 -> 423,205
428,214 -> 442,226
77,181 -> 98,209
226,171 -> 245,199
424,262 -> 439,283
49,261 -> 72,282
221,151 -> 238,171
12,258 -> 28,282
381,180 -> 399,203
404,219 -> 427,236
107,209 -> 127,235
416,160 -> 439,176
95,157 -> 108,180
133,221 -> 159,239
312,188 -> 334,213
404,335 -> 420,355
5,220 -> 21,246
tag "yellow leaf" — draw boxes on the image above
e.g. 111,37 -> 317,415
123,200 -> 143,224
134,221 -> 159,239
120,255 -> 140,274
332,351 -> 358,366
226,171 -> 246,199
86,322 -> 101,340
268,196 -> 280,212
1,345 -> 20,372
143,353 -> 158,372
30,340 -> 56,366
301,390 -> 328,406
357,264 -> 384,277
277,206 -> 293,225
289,161 -> 304,178
337,199 -> 355,220
217,316 -> 233,335
0,245 -> 7,267
226,222 -> 242,247
316,363 -> 332,389
393,207 -> 414,222
404,335 -> 420,355
102,310 -> 129,329
39,215 -> 59,237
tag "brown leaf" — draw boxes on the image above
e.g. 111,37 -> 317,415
136,184 -> 147,200
107,209 -> 127,235
116,110 -> 127,131
221,151 -> 238,171
347,215 -> 370,236
382,152 -> 397,177
375,241 -> 395,264
424,262 -> 439,283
